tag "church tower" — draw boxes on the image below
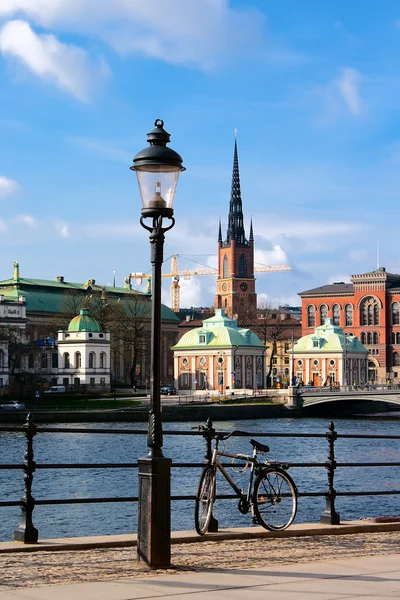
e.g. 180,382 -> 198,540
214,136 -> 256,324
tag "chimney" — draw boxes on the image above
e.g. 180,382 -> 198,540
56,276 -> 65,283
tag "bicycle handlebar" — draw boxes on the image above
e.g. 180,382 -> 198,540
191,426 -> 250,441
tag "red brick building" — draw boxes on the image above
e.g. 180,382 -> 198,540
299,267 -> 400,384
214,138 -> 256,324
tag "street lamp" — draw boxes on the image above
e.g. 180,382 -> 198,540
290,331 -> 295,386
131,119 -> 185,568
217,351 -> 225,395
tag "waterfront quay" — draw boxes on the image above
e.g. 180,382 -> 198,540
1,525 -> 400,598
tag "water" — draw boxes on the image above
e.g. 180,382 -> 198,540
1,417 -> 400,541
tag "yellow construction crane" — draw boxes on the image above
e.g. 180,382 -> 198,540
126,254 -> 291,313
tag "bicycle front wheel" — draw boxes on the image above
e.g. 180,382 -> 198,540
253,468 -> 297,531
194,466 -> 216,535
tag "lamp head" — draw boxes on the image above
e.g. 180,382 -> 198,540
131,119 -> 185,219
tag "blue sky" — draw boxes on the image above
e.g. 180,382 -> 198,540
0,0 -> 400,309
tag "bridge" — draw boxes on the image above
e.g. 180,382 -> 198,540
299,388 -> 400,408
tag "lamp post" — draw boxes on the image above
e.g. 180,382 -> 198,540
130,119 -> 185,568
290,331 -> 295,386
217,351 -> 225,395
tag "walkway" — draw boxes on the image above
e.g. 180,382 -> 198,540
0,524 -> 399,598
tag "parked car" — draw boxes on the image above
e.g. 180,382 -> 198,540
0,401 -> 26,410
44,385 -> 66,394
160,386 -> 177,395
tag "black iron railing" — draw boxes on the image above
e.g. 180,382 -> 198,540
1,414 -> 400,543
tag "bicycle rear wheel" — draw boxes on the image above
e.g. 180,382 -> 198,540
253,468 -> 297,531
194,466 -> 216,535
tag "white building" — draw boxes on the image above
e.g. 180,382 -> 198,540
56,309 -> 111,389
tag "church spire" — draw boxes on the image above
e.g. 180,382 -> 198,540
249,217 -> 254,242
226,135 -> 247,246
218,218 -> 222,243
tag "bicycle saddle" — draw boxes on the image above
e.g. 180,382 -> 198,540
250,439 -> 270,453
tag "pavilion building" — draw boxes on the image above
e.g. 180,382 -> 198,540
172,309 -> 266,393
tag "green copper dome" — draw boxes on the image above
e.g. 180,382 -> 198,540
68,309 -> 101,333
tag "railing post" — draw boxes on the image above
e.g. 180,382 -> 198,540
14,413 -> 38,543
320,421 -> 340,525
202,417 -> 218,532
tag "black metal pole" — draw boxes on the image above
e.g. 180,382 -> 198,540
14,413 -> 38,543
137,215 -> 173,568
320,421 -> 340,525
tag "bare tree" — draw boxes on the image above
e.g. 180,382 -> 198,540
112,297 -> 151,386
253,302 -> 301,386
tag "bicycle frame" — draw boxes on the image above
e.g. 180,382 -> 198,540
211,446 -> 258,509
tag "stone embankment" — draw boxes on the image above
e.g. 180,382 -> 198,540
1,524 -> 400,590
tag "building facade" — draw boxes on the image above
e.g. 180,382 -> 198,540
293,319 -> 368,387
172,309 -> 266,392
299,267 -> 400,384
0,294 -> 27,390
56,309 -> 111,389
214,138 -> 256,325
0,262 -> 179,388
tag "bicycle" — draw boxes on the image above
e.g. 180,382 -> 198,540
194,426 -> 298,535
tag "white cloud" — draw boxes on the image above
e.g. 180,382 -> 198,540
254,245 -> 289,267
0,219 -> 7,233
255,217 -> 368,244
67,136 -> 130,164
0,20 -> 108,101
336,67 -> 363,116
327,274 -> 351,285
315,66 -> 364,123
0,1 -> 265,70
54,220 -> 69,238
349,249 -> 369,262
0,175 -> 20,198
14,214 -> 38,228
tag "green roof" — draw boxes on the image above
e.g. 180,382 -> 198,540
68,309 -> 101,333
172,309 -> 265,349
0,276 -> 179,324
294,319 -> 367,354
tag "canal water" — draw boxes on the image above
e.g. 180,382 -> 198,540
1,416 -> 400,541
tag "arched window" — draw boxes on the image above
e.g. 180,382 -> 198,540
397,332 -> 400,344
89,352 -> 95,369
239,254 -> 247,277
332,304 -> 340,326
373,332 -> 379,344
75,352 -> 81,368
307,305 -> 315,328
64,352 -> 70,369
361,332 -> 367,345
100,352 -> 106,369
0,349 -> 4,368
392,302 -> 400,325
223,254 -> 228,279
320,304 -> 328,325
367,332 -> 373,345
394,352 -> 400,366
360,296 -> 380,326
392,332 -> 396,344
345,304 -> 353,326
224,298 -> 228,308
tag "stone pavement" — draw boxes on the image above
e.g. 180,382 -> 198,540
0,548 -> 399,598
0,525 -> 399,598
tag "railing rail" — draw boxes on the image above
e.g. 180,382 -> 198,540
1,415 -> 400,542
